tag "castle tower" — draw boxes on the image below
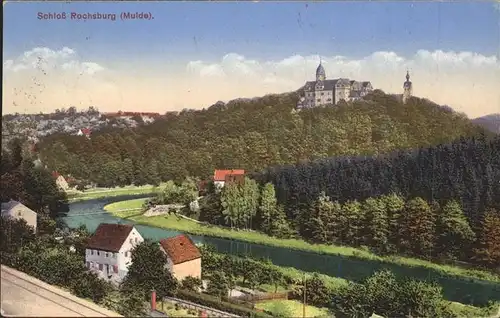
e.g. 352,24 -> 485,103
403,70 -> 412,103
316,58 -> 326,81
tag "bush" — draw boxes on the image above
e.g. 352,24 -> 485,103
71,271 -> 112,303
176,289 -> 272,318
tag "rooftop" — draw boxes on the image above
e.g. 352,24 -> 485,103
159,234 -> 201,265
86,223 -> 134,253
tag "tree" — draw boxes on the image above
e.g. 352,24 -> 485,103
268,205 -> 294,239
304,192 -> 335,244
332,270 -> 452,318
181,276 -> 203,292
473,209 -> 500,268
303,274 -> 332,308
258,183 -> 278,234
103,290 -> 148,317
0,217 -> 36,264
395,279 -> 453,318
220,183 -> 241,228
206,271 -> 230,299
268,267 -> 286,293
398,197 -> 435,257
340,200 -> 364,246
122,240 -> 178,299
72,271 -> 112,303
362,197 -> 389,252
435,200 -> 475,259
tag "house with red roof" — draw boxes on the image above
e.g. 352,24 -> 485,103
77,128 -> 91,138
159,234 -> 201,282
85,223 -> 144,285
213,169 -> 245,189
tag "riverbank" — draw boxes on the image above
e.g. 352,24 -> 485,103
67,184 -> 162,203
107,198 -> 500,284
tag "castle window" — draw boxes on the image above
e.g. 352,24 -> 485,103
321,93 -> 324,96
317,99 -> 321,102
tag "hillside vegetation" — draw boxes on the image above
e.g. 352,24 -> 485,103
38,90 -> 488,187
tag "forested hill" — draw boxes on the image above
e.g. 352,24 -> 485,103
255,134 -> 500,225
38,90 -> 489,186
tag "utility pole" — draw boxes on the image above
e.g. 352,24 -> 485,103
303,273 -> 307,318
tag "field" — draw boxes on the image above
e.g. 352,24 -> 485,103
103,198 -> 150,218
254,299 -> 330,318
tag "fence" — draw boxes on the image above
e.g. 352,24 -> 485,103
162,296 -> 240,318
236,292 -> 289,302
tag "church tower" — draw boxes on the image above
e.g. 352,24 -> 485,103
316,59 -> 326,81
403,70 -> 412,103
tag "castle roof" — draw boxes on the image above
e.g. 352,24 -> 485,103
316,63 -> 326,78
304,78 -> 357,91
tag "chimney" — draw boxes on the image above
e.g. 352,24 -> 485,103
150,290 -> 156,312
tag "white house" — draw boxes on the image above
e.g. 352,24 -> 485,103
1,200 -> 38,233
159,234 -> 202,282
85,223 -> 144,285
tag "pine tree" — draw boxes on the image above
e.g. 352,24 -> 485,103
436,200 -> 475,260
363,197 -> 389,253
340,200 -> 364,246
398,197 -> 435,258
258,183 -> 277,234
473,209 -> 500,268
381,193 -> 405,254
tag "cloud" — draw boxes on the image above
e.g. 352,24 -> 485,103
3,47 -> 105,75
2,47 -> 499,118
185,50 -> 499,117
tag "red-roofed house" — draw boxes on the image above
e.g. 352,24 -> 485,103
213,169 -> 245,188
85,223 -> 144,284
159,234 -> 201,281
77,128 -> 92,138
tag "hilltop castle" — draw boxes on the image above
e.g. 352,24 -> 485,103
296,61 -> 414,109
296,61 -> 373,109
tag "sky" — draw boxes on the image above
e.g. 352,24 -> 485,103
3,1 -> 500,118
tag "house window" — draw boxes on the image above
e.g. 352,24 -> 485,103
327,98 -> 332,101
91,250 -> 94,255
130,239 -> 133,244
134,238 -> 138,243
321,93 -> 324,96
98,263 -> 103,270
113,253 -> 117,258
97,251 -> 100,256
113,265 -> 118,273
317,99 -> 320,102
86,262 -> 90,268
125,251 -> 128,257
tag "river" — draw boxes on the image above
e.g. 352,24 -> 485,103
63,194 -> 499,306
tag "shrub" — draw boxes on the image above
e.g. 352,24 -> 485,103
72,271 -> 112,303
176,289 -> 272,318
